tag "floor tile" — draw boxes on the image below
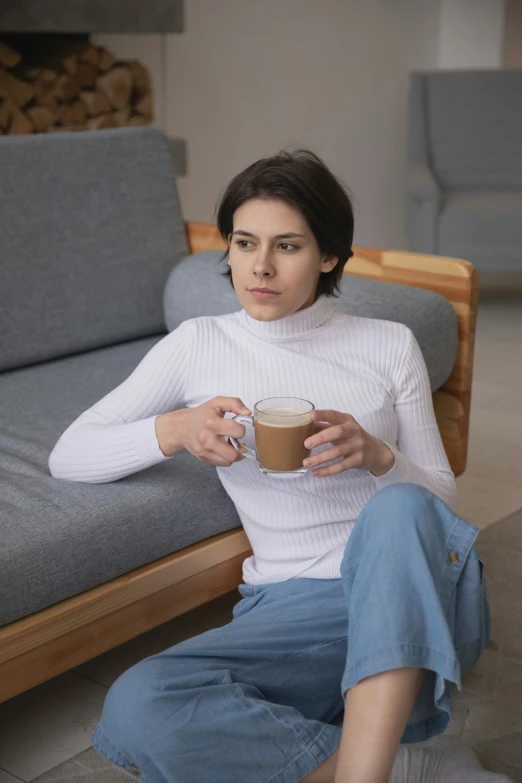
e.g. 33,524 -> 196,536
468,408 -> 522,451
455,473 -> 522,527
0,771 -> 24,783
469,379 -> 511,410
478,754 -> 522,783
482,388 -> 522,419
456,300 -> 522,526
460,648 -> 499,704
494,509 -> 522,554
488,609 -> 522,662
471,732 -> 522,776
31,747 -> 133,782
0,672 -> 107,781
476,543 -> 510,584
475,300 -> 522,348
494,656 -> 522,700
75,617 -> 204,689
445,700 -> 469,738
464,433 -> 522,491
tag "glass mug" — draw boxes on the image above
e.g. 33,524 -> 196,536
229,397 -> 315,477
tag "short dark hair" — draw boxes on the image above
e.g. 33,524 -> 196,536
216,149 -> 354,299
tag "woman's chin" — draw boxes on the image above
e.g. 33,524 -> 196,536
245,303 -> 285,321
239,293 -> 288,321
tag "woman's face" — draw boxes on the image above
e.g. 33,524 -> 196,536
227,198 -> 338,321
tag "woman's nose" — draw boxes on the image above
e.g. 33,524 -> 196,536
253,247 -> 275,277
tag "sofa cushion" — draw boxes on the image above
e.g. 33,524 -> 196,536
0,338 -> 240,627
0,127 -> 188,373
438,192 -> 522,273
425,70 -> 522,192
164,251 -> 458,392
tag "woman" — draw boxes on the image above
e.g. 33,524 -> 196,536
49,150 -> 497,783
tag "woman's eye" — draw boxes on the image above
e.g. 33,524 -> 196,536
279,243 -> 298,251
235,239 -> 253,249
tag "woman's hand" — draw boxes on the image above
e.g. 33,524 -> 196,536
303,409 -> 395,478
155,396 -> 251,465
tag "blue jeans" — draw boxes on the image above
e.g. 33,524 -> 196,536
92,484 -> 490,783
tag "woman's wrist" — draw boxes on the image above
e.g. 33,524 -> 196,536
370,440 -> 395,477
155,409 -> 188,457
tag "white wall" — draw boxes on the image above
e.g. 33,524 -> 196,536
165,0 -> 441,249
437,0 -> 505,68
92,1 -> 513,248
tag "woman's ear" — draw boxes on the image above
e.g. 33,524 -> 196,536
321,255 -> 338,273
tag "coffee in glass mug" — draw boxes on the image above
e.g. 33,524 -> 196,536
229,397 -> 315,477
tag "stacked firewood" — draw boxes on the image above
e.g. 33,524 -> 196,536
0,40 -> 153,134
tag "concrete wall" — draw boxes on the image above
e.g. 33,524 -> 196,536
437,0 -> 505,68
98,0 -> 512,249
165,0 -> 440,249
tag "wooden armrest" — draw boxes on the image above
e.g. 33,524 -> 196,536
185,222 -> 478,476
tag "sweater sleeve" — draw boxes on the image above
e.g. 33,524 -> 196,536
48,320 -> 194,484
372,329 -> 457,508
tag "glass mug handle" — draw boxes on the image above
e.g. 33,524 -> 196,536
228,415 -> 257,461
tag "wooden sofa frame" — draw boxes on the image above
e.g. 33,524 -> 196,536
0,222 -> 478,703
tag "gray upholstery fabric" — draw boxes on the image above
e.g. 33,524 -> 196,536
426,71 -> 522,192
406,75 -> 441,255
438,192 -> 522,272
0,337 -> 240,627
164,251 -> 458,392
407,70 -> 522,272
0,127 -> 188,373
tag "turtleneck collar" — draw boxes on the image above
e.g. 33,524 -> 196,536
236,294 -> 335,341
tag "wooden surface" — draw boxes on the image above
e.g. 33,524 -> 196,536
0,529 -> 251,703
185,222 -> 477,476
186,220 -> 227,253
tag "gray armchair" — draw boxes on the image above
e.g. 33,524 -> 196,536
407,70 -> 522,273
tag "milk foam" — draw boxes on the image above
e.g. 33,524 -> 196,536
258,407 -> 312,427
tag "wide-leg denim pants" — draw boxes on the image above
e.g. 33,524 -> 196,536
92,484 -> 490,783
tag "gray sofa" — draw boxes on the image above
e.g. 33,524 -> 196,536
0,127 -> 458,635
407,70 -> 522,273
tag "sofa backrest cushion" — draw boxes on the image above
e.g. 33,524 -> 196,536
424,70 -> 522,192
163,251 -> 458,392
0,127 -> 188,372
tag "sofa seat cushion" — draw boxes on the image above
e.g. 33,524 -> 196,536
0,337 -> 240,627
438,192 -> 522,273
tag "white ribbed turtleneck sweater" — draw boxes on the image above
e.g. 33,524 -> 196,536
49,296 -> 456,584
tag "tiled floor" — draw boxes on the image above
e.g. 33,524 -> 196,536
456,296 -> 522,527
449,508 -> 522,782
1,296 -> 521,782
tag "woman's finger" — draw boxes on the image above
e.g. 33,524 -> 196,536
305,424 -> 346,450
304,443 -> 355,469
191,452 -> 232,467
311,454 -> 361,477
312,421 -> 331,434
311,410 -> 347,425
305,420 -> 360,449
211,435 -> 245,463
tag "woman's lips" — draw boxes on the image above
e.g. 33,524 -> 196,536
250,289 -> 281,300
